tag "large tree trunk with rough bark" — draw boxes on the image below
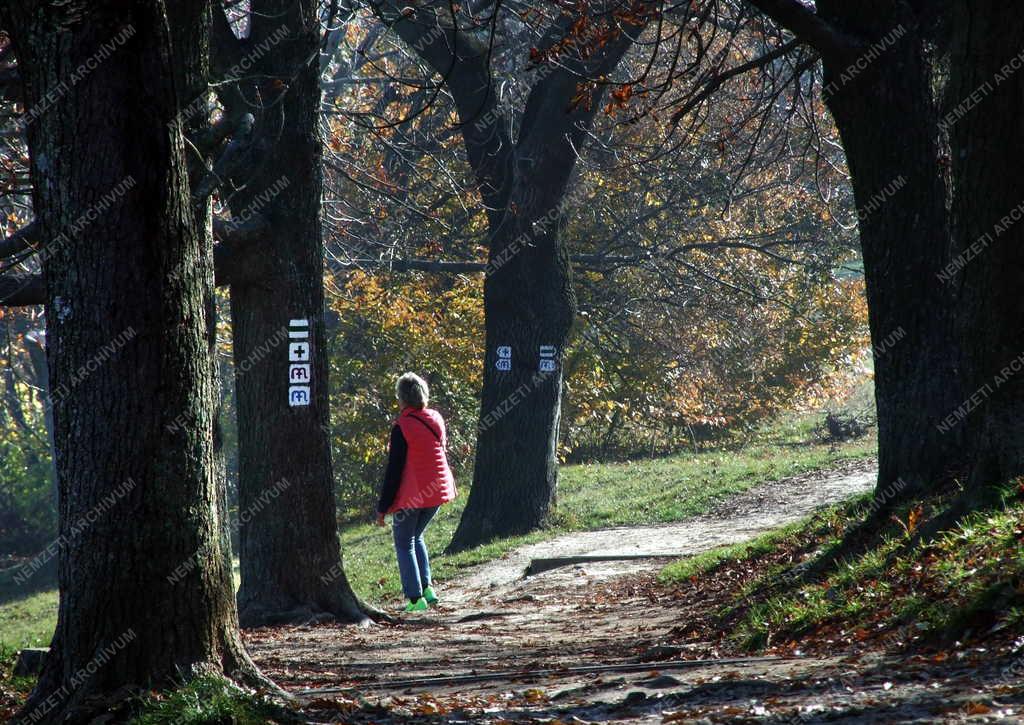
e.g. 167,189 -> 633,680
816,2 -> 964,500
5,2 -> 265,723
448,173 -> 577,550
942,5 -> 1024,495
216,2 -> 369,627
376,2 -> 644,552
770,0 -> 1024,504
445,44 -> 637,549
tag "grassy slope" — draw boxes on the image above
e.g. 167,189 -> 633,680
0,413 -> 875,652
659,480 -> 1024,653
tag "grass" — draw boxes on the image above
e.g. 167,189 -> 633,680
127,675 -> 291,725
0,590 -> 56,652
658,521 -> 804,583
341,410 -> 875,604
0,411 -> 875,654
658,478 -> 1024,653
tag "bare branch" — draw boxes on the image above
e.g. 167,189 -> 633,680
669,38 -> 807,125
742,0 -> 863,60
0,220 -> 39,259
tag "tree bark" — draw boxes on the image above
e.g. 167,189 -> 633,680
813,2 -> 963,499
447,170 -> 577,549
942,4 -> 1024,494
446,14 -> 644,550
4,2 -> 266,722
761,1 -> 1024,503
217,2 -> 370,627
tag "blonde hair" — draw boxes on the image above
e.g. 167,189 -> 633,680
396,372 -> 429,409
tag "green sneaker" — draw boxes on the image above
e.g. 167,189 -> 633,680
423,586 -> 439,604
403,597 -> 428,613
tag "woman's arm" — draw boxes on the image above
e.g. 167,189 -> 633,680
377,424 -> 408,514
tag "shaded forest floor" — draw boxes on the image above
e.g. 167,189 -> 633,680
242,458 -> 1024,723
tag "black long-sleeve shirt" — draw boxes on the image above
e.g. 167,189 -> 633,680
377,424 -> 408,513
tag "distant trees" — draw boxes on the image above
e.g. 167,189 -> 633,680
363,0 -> 656,550
2,1 -> 267,721
325,0 -> 865,541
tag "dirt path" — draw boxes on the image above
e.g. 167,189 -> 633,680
450,457 -> 877,599
246,458 -> 1024,723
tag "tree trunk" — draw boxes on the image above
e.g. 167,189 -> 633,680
221,3 -> 369,627
5,2 -> 265,722
445,17 -> 640,550
816,2 -> 965,501
447,182 -> 576,550
818,2 -> 1024,503
943,5 -> 1024,494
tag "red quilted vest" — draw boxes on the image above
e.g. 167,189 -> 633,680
388,407 -> 457,513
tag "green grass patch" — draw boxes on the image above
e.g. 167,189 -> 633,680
0,412 -> 875,649
342,414 -> 874,603
662,480 -> 1024,652
0,644 -> 35,695
0,589 -> 56,652
128,675 -> 287,725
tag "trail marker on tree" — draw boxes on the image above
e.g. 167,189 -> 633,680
288,318 -> 311,406
496,345 -> 512,371
539,345 -> 557,373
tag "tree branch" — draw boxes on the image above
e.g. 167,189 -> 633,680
516,4 -> 649,188
0,250 -> 659,307
368,0 -> 513,218
742,0 -> 863,61
0,274 -> 44,306
0,221 -> 39,259
670,38 -> 806,125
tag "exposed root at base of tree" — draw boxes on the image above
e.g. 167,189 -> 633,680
238,595 -> 390,629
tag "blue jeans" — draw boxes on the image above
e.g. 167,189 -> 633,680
392,506 -> 439,601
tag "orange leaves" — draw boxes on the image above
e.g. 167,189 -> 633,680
328,272 -> 484,513
893,505 -> 924,537
569,81 -> 595,112
604,83 -> 633,116
964,702 -> 993,716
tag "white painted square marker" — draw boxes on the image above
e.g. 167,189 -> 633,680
289,364 -> 311,382
289,386 -> 311,406
289,343 -> 311,362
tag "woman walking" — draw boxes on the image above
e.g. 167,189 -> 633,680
377,373 -> 457,612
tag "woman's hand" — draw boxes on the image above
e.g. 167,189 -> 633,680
376,512 -> 386,527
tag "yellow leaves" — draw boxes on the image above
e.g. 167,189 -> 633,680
328,271 -> 485,511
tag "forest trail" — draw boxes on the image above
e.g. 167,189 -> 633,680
247,459 -> 1020,722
